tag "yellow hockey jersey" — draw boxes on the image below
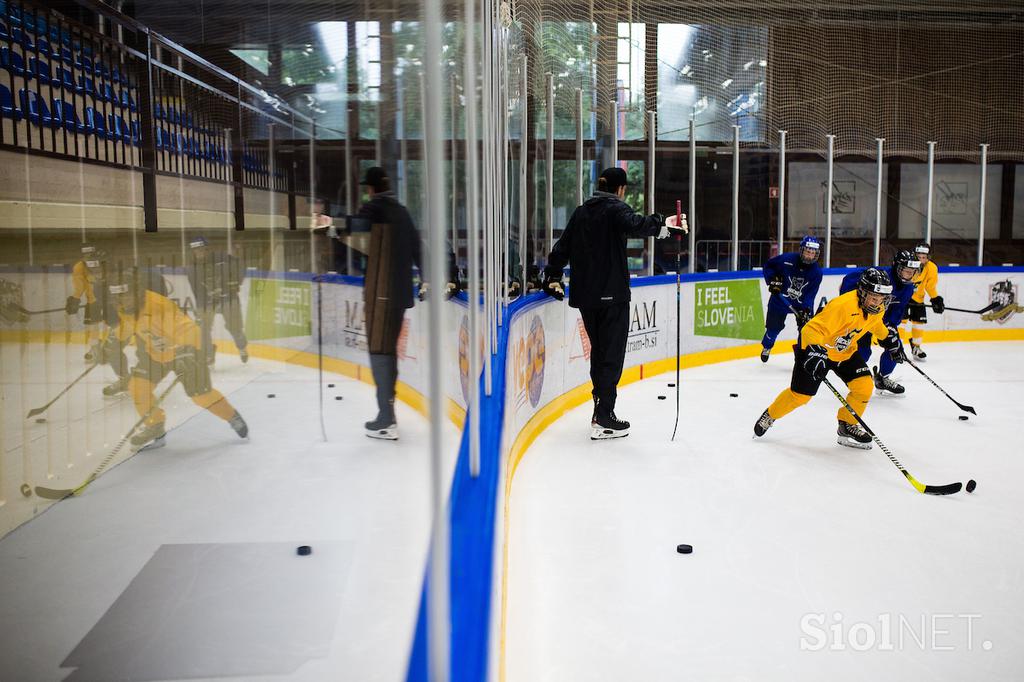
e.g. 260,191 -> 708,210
71,260 -> 97,303
911,260 -> 938,303
114,290 -> 201,363
800,289 -> 890,362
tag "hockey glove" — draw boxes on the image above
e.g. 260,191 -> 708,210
665,212 -> 689,233
445,281 -> 460,300
83,301 -> 103,325
767,276 -> 784,295
543,280 -> 565,301
794,307 -> 812,328
930,296 -> 945,314
65,296 -> 81,315
802,344 -> 830,382
877,326 -> 906,363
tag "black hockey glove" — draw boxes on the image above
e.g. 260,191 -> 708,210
82,301 -> 102,325
767,276 -> 784,295
65,296 -> 81,315
543,279 -> 565,301
930,296 -> 945,314
794,307 -> 812,328
802,344 -> 829,381
877,326 -> 906,363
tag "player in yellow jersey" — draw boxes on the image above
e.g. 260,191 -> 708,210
753,268 -> 906,449
66,244 -> 107,360
107,267 -> 248,450
904,242 -> 943,360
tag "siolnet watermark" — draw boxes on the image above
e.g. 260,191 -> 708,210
800,612 -> 992,652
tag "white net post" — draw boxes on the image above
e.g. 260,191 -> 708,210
978,143 -> 989,267
925,141 -> 936,243
688,118 -> 696,274
825,134 -> 835,268
777,130 -> 786,253
545,73 -> 554,253
874,138 -> 884,266
576,88 -> 584,206
731,125 -> 739,271
646,110 -> 655,276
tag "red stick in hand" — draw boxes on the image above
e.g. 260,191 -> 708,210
675,200 -> 682,241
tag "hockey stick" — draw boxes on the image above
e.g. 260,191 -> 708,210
942,302 -> 999,315
904,360 -> 976,414
34,377 -> 181,500
315,274 -> 327,442
671,200 -> 683,441
25,363 -> 98,418
822,376 -> 962,495
15,305 -> 66,315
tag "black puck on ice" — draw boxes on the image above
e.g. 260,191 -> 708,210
328,383 -> 335,388
267,394 -> 276,398
966,480 -> 976,493
35,417 -> 46,423
676,544 -> 693,554
658,395 -> 666,400
667,383 -> 676,388
335,396 -> 343,401
297,545 -> 312,556
958,415 -> 969,421
729,393 -> 738,398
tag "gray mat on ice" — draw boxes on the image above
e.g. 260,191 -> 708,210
60,542 -> 349,681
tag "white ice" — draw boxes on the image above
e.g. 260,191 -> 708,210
0,348 -> 457,682
506,341 -> 1024,682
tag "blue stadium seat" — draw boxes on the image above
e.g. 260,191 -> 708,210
120,89 -> 136,112
77,75 -> 96,99
28,57 -> 51,84
51,98 -> 84,132
1,47 -> 25,76
99,82 -> 116,103
85,106 -> 113,139
75,54 -> 92,73
130,120 -> 140,145
11,25 -> 34,51
55,66 -> 75,90
20,88 -> 54,126
0,19 -> 8,39
0,83 -> 23,120
154,102 -> 164,119
35,37 -> 51,56
109,113 -> 131,144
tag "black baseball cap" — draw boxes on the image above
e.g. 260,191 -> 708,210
360,166 -> 389,191
599,167 -> 629,191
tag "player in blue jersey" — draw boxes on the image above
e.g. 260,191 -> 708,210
838,249 -> 920,394
759,236 -> 823,362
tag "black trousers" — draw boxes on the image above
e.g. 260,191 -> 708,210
199,294 -> 248,357
580,302 -> 629,415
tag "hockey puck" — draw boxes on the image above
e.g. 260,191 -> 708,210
267,394 -> 276,398
297,545 -> 312,556
966,479 -> 976,493
958,415 -> 968,421
667,383 -> 676,388
657,395 -> 666,400
335,396 -> 343,401
20,483 -> 31,497
676,544 -> 693,554
35,417 -> 46,424
328,383 -> 335,388
729,393 -> 738,398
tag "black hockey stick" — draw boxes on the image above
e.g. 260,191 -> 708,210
671,200 -> 682,442
822,376 -> 962,495
904,360 -> 976,414
25,363 -> 98,418
15,305 -> 66,315
942,302 -> 999,315
34,377 -> 181,500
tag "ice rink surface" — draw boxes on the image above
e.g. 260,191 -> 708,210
506,341 -> 1024,682
0,349 -> 457,682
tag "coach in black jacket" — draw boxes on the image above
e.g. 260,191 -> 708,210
543,167 -> 686,439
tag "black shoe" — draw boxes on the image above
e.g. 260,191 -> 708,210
229,412 -> 248,439
753,409 -> 775,437
911,344 -> 927,361
760,347 -> 771,363
102,376 -> 129,397
591,411 -> 629,440
837,420 -> 872,449
872,367 -> 905,395
239,347 -> 249,364
131,422 -> 166,450
365,415 -> 398,440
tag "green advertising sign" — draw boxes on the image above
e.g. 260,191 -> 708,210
245,278 -> 312,340
694,279 -> 765,340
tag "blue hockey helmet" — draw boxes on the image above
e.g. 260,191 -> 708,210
798,236 -> 821,264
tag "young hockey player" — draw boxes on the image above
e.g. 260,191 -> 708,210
542,167 -> 686,440
66,244 -> 107,361
759,236 -> 823,362
105,267 -> 248,450
186,236 -> 249,365
904,242 -> 943,360
753,267 -> 905,449
839,250 -> 920,395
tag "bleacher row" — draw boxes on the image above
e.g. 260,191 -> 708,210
0,1 -> 276,176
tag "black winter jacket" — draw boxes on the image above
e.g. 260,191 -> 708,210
543,191 -> 663,309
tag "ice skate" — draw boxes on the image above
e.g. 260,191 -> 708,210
873,367 -> 905,396
837,420 -> 872,450
229,412 -> 248,439
365,414 -> 398,440
591,411 -> 629,440
131,422 -> 166,450
102,376 -> 129,397
753,409 -> 775,437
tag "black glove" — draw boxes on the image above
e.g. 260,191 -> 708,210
768,276 -> 784,295
505,278 -> 522,299
65,296 -> 81,315
877,327 -> 906,363
931,296 -> 945,314
794,307 -> 811,328
543,280 -> 565,301
801,344 -> 830,382
650,212 -> 666,225
83,301 -> 102,325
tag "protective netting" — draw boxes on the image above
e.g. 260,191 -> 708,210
511,0 -> 1024,159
